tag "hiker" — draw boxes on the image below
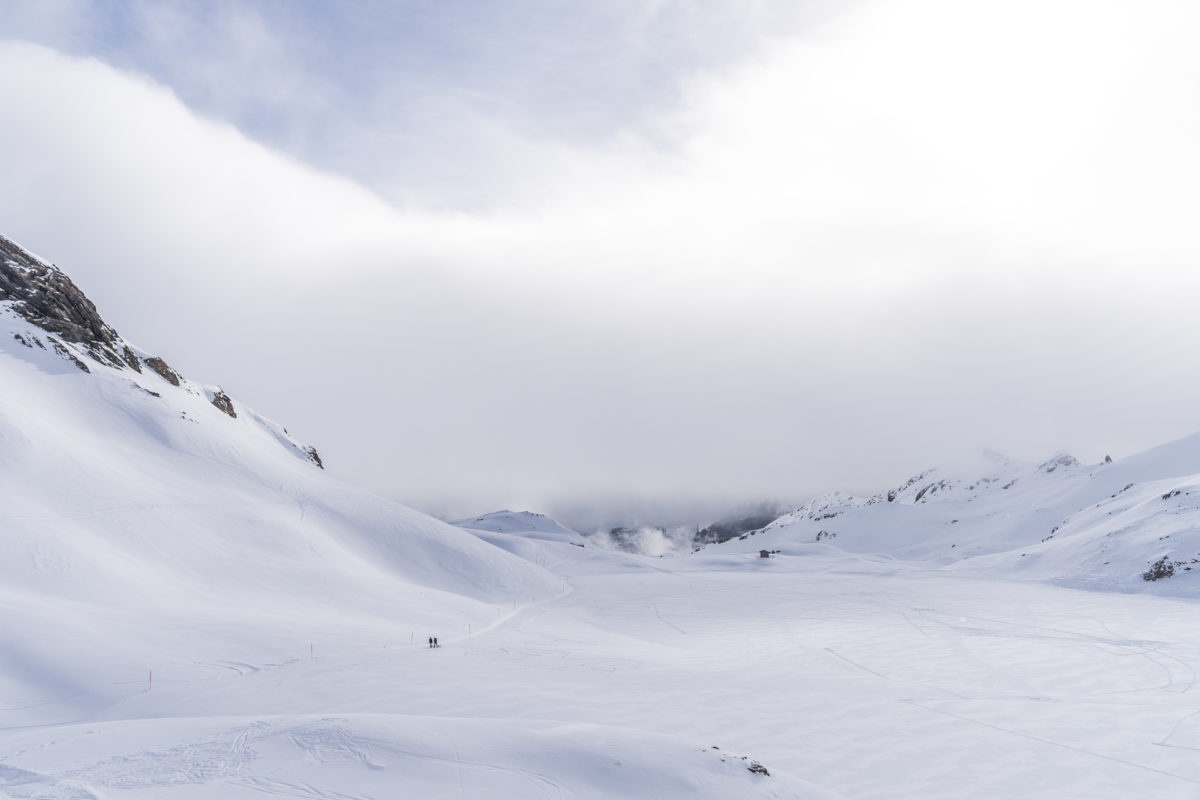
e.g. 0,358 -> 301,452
434,637 -> 439,648
428,636 -> 433,648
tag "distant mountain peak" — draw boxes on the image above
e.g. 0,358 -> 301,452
452,510 -> 580,538
1037,451 -> 1080,473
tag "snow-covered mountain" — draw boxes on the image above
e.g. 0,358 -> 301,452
9,231 -> 1200,797
453,509 -> 582,540
706,442 -> 1200,594
0,235 -> 808,798
451,510 -> 599,572
0,234 -> 563,611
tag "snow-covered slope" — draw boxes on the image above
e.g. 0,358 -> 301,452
0,235 -> 813,798
708,444 -> 1200,594
11,232 -> 1200,797
0,235 -> 565,715
452,509 -> 582,540
451,509 -> 598,572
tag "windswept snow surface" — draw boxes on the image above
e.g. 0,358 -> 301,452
6,254 -> 1200,796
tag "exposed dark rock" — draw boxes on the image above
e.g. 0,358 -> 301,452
144,356 -> 181,386
304,446 -> 324,469
893,470 -> 931,498
0,235 -> 129,368
122,345 -> 141,372
695,512 -> 779,546
1037,452 -> 1079,473
1143,556 -> 1179,581
210,389 -> 237,418
2,234 -> 325,470
49,338 -> 90,373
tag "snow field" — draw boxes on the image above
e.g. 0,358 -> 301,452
6,544 -> 1200,797
6,270 -> 1200,797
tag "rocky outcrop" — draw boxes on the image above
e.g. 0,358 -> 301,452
0,235 -> 135,370
694,512 -> 780,546
144,356 -> 181,386
210,388 -> 236,418
304,446 -> 324,469
48,337 -> 90,373
2,233 -> 324,470
1037,452 -> 1079,474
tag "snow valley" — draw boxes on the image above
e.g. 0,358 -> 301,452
3,233 -> 1200,797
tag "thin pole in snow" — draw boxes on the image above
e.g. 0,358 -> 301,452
149,668 -> 152,689
310,643 -> 313,659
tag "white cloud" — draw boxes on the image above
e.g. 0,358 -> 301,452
1,0 -> 1200,521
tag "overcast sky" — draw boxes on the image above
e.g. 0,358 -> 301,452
2,0 -> 1199,529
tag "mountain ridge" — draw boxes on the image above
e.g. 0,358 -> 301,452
0,232 -> 323,468
706,442 -> 1200,594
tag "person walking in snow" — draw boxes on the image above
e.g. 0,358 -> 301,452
428,636 -> 433,648
434,637 -> 439,648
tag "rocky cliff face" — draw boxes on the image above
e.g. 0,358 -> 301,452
0,235 -> 141,372
0,234 -> 322,469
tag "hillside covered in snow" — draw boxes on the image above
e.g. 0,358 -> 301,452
5,233 -> 1200,797
703,444 -> 1200,596
0,236 -> 803,798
